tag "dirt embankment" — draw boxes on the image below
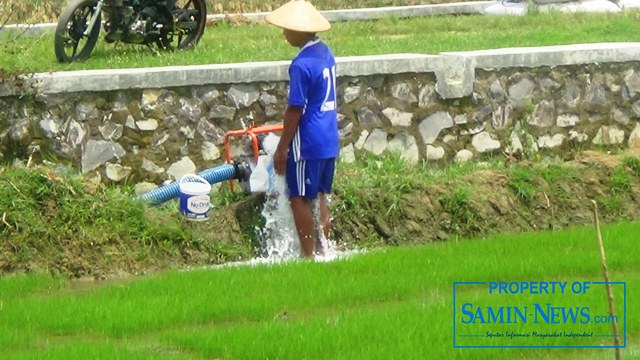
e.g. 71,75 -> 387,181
331,149 -> 640,247
2,150 -> 639,279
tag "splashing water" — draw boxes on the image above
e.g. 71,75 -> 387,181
206,134 -> 358,270
258,173 -> 300,260
243,132 -> 348,263
255,171 -> 344,263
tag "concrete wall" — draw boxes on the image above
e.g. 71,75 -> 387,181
1,42 -> 640,188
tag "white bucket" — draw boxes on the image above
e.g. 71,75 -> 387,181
179,174 -> 211,221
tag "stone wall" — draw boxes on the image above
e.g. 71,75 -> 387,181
1,43 -> 640,189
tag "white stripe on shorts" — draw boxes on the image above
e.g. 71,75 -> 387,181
297,160 -> 306,196
292,127 -> 301,162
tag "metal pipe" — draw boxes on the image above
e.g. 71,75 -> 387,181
84,0 -> 104,36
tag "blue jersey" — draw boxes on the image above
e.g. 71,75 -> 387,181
288,38 -> 339,161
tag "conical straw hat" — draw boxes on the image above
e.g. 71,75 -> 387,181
265,0 -> 331,33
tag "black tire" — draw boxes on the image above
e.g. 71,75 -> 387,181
156,0 -> 207,51
54,0 -> 101,63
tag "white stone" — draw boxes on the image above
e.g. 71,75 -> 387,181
99,122 -> 123,140
569,130 -> 589,142
443,134 -> 457,143
390,83 -> 417,103
426,145 -> 445,160
136,119 -> 159,131
142,158 -> 164,174
340,143 -> 356,163
141,89 -> 162,108
201,141 -> 221,161
363,129 -> 388,156
471,132 -> 501,153
508,78 -> 535,105
81,140 -> 126,173
134,182 -> 158,196
166,156 -> 197,180
628,124 -> 640,147
455,149 -> 474,163
344,86 -> 361,103
354,130 -> 369,149
67,120 -> 86,148
418,85 -> 438,108
387,133 -> 419,164
556,114 -> 579,127
593,125 -> 625,145
105,162 -> 132,182
418,111 -> 454,144
39,113 -> 61,136
382,107 -> 413,127
537,134 -> 566,148
227,84 -> 259,108
125,115 -> 136,129
613,109 -> 630,125
453,114 -> 468,125
508,132 -> 523,154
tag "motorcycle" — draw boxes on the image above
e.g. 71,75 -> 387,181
54,0 -> 207,63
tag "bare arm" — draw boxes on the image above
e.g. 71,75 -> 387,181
274,105 -> 303,175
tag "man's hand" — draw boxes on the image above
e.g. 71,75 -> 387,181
274,144 -> 287,175
274,105 -> 302,175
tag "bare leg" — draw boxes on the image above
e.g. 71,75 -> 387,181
290,196 -> 315,258
315,192 -> 331,255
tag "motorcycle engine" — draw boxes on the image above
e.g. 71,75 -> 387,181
105,0 -> 173,44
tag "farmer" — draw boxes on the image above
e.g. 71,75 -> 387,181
265,0 -> 339,258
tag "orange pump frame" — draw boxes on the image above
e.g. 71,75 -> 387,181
223,123 -> 284,190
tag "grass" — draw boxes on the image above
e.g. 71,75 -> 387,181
0,219 -> 638,359
2,10 -> 640,74
0,0 -> 465,25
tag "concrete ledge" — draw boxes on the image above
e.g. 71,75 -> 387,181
337,54 -> 440,77
0,23 -> 57,36
5,43 -> 640,98
23,53 -> 440,95
441,42 -> 640,70
29,61 -> 291,94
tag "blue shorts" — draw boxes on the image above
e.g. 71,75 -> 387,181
286,157 -> 336,200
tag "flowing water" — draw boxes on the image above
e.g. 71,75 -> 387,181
210,133 -> 357,269
257,173 -> 343,263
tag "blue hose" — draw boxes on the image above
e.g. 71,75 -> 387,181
139,163 -> 239,205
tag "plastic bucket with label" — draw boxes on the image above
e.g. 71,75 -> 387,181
179,174 -> 211,221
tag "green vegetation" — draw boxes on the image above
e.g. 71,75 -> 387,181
3,151 -> 640,276
0,163 -> 269,277
622,155 -> 640,177
2,11 -> 640,74
2,3 -> 639,358
1,220 -> 637,359
1,0 -> 464,25
508,166 -> 538,204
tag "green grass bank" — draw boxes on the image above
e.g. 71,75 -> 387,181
4,0 -> 475,25
2,149 -> 640,278
1,11 -> 640,74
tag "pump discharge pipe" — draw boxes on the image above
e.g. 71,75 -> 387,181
138,123 -> 283,205
138,162 -> 251,205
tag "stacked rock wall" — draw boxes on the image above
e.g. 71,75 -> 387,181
1,45 -> 640,188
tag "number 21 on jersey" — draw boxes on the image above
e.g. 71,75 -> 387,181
321,65 -> 336,112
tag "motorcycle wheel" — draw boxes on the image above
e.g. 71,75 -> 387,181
54,0 -> 101,63
156,0 -> 207,51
